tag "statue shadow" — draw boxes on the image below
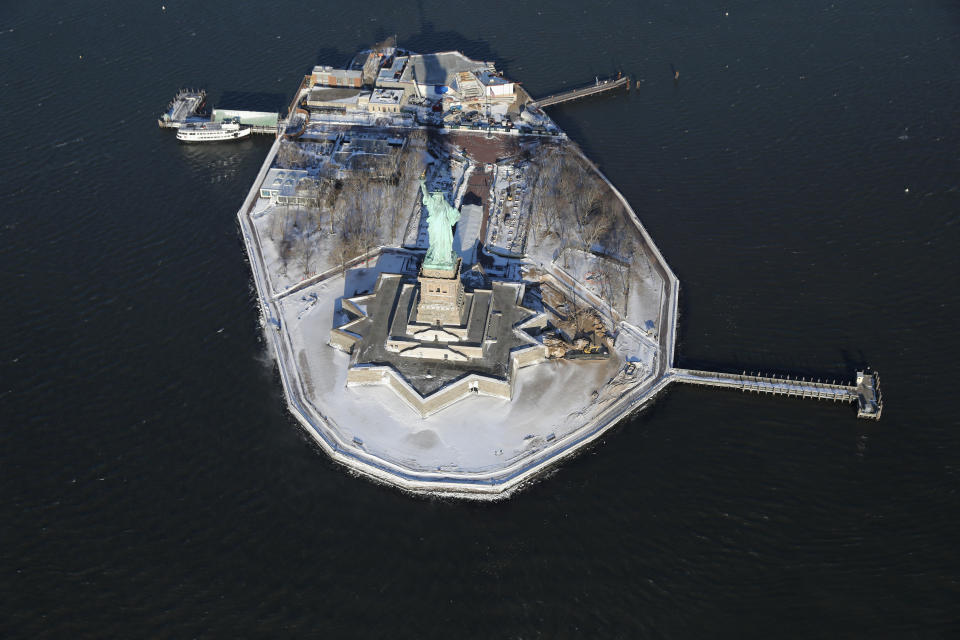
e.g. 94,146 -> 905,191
332,251 -> 420,327
314,20 -> 547,286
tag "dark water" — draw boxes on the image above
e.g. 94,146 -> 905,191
2,1 -> 958,636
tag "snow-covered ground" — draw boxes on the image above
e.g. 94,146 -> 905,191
237,112 -> 680,496
454,203 -> 483,266
250,201 -> 331,294
554,247 -> 664,335
278,262 -> 655,474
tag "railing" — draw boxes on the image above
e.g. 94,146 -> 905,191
673,369 -> 858,401
670,368 -> 883,419
532,76 -> 630,108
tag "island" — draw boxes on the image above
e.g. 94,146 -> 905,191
216,42 -> 881,499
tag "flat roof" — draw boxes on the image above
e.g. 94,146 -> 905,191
377,56 -> 409,83
308,87 -> 365,103
212,108 -> 278,127
370,88 -> 404,104
262,168 -> 311,188
312,65 -> 362,77
402,51 -> 490,87
476,70 -> 512,87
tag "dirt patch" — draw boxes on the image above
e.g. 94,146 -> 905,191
298,350 -> 315,398
449,132 -> 518,164
405,429 -> 441,450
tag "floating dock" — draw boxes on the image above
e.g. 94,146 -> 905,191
159,88 -> 281,135
671,368 -> 883,419
158,89 -> 207,128
532,75 -> 630,109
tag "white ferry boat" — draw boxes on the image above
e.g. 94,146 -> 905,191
176,120 -> 251,142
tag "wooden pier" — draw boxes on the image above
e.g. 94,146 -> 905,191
531,75 -> 630,109
671,368 -> 883,419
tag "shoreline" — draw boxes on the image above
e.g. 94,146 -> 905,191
237,131 -> 682,499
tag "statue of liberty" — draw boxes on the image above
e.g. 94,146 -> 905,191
420,180 -> 460,270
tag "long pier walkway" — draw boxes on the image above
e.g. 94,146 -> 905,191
671,368 -> 883,419
532,75 -> 630,109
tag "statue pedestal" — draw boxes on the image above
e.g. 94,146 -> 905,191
415,258 -> 465,326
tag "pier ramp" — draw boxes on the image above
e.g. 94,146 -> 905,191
671,368 -> 883,419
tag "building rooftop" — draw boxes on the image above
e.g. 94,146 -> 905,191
312,65 -> 362,76
308,87 -> 364,101
476,70 -> 513,87
211,108 -> 279,127
402,51 -> 491,88
260,168 -> 315,196
370,88 -> 404,104
377,56 -> 410,84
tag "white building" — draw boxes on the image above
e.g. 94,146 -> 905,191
368,88 -> 405,113
259,168 -> 318,207
476,70 -> 515,98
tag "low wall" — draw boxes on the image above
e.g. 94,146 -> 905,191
238,131 -> 682,499
346,366 -> 512,417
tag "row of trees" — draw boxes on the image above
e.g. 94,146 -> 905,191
265,130 -> 429,278
525,143 -> 643,308
527,143 -> 626,254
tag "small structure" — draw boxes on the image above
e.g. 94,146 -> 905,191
476,70 -> 515,98
856,370 -> 883,419
376,56 -> 415,96
211,108 -> 279,129
259,168 -> 319,207
157,89 -> 207,128
306,87 -> 369,111
311,66 -> 363,88
368,88 -> 405,113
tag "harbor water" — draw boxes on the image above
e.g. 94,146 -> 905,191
1,0 -> 958,636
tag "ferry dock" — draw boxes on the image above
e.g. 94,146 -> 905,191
671,368 -> 883,419
157,89 -> 208,128
158,88 -> 282,135
531,75 -> 630,109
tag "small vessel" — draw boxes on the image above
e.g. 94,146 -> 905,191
176,119 -> 251,143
